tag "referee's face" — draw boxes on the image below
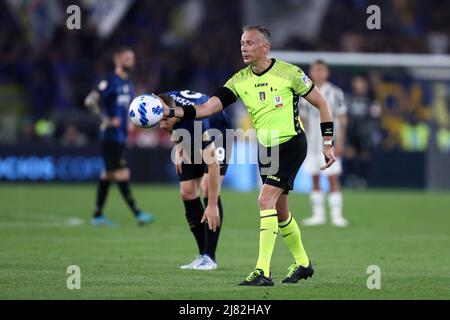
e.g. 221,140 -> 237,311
241,30 -> 269,65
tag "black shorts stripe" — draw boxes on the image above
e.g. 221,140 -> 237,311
292,92 -> 302,134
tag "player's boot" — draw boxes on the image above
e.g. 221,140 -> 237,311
180,255 -> 204,269
193,254 -> 217,270
281,261 -> 314,283
136,212 -> 155,225
238,269 -> 274,286
91,215 -> 116,227
302,216 -> 326,226
331,216 -> 349,227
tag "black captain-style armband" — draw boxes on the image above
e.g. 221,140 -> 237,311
213,87 -> 237,109
321,122 -> 334,137
181,105 -> 197,120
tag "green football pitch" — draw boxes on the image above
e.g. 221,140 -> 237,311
0,184 -> 449,300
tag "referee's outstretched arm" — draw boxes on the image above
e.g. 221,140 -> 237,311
162,96 -> 224,120
163,83 -> 236,120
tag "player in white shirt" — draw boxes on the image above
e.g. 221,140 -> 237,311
300,60 -> 349,227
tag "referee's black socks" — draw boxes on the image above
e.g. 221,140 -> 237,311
117,181 -> 140,216
203,196 -> 223,261
183,198 -> 205,256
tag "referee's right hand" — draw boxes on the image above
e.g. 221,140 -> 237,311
321,145 -> 336,170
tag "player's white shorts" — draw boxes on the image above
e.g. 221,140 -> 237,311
303,151 -> 343,176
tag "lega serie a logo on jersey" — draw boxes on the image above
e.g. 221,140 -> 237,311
301,75 -> 312,86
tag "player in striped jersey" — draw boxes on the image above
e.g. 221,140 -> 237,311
300,60 -> 348,227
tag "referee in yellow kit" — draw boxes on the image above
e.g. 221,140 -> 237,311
163,26 -> 335,286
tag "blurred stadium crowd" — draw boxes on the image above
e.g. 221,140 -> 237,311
0,0 -> 449,157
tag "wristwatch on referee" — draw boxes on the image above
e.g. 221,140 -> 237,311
323,140 -> 334,147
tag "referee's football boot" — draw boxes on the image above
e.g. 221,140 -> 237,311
238,269 -> 274,286
281,260 -> 314,283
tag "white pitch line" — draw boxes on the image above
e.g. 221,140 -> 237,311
0,215 -> 84,228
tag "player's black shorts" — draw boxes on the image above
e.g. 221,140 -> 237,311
177,162 -> 228,182
101,141 -> 127,171
347,121 -> 372,152
258,133 -> 307,194
177,139 -> 231,182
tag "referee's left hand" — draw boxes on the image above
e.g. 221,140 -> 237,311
201,205 -> 221,232
321,145 -> 336,170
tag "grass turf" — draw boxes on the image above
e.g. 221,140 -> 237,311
0,184 -> 449,299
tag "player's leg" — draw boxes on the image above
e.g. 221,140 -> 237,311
91,170 -> 115,226
195,140 -> 230,270
91,142 -> 116,226
276,194 -> 314,283
303,174 -> 326,225
194,173 -> 224,270
328,173 -> 348,227
114,167 -> 154,225
112,143 -> 154,225
179,163 -> 207,269
95,170 -> 114,217
359,148 -> 371,188
302,152 -> 326,225
344,142 -> 358,188
325,157 -> 348,227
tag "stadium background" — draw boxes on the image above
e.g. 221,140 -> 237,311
0,0 -> 449,300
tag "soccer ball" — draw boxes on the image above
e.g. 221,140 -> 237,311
129,94 -> 164,128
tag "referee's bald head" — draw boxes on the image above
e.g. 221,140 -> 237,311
242,25 -> 271,44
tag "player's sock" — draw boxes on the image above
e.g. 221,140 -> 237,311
279,213 -> 309,267
345,159 -> 357,187
255,209 -> 278,276
310,191 -> 325,220
328,192 -> 344,220
346,158 -> 356,176
183,197 -> 205,256
117,181 -> 140,216
94,179 -> 110,217
203,196 -> 223,261
360,160 -> 370,186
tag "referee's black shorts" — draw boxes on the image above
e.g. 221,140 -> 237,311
258,133 -> 307,194
101,141 -> 128,172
